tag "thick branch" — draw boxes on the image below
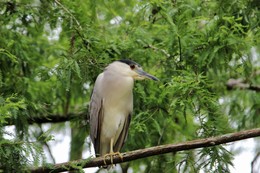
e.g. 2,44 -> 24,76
31,128 -> 260,173
226,78 -> 260,92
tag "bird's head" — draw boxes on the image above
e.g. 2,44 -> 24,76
107,59 -> 159,81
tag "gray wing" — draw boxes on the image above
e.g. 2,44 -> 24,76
89,89 -> 104,156
113,113 -> 132,152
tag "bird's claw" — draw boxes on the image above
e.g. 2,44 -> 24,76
103,152 -> 124,166
113,152 -> 123,161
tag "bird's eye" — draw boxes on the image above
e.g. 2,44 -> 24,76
130,64 -> 135,70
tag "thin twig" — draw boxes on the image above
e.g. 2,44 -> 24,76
251,152 -> 260,173
144,44 -> 170,58
39,125 -> 56,164
178,36 -> 182,62
54,0 -> 82,29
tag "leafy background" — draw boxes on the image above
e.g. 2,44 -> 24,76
0,0 -> 259,172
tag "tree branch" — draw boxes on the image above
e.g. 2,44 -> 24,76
31,128 -> 260,173
226,78 -> 260,92
5,112 -> 87,126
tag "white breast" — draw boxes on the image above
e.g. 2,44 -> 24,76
99,71 -> 134,143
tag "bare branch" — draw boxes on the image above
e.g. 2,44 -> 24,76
226,78 -> 260,92
31,128 -> 260,173
5,112 -> 87,126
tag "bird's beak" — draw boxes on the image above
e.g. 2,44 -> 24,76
136,68 -> 159,81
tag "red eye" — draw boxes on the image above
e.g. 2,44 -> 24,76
130,64 -> 135,69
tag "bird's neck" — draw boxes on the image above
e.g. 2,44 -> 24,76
104,71 -> 134,97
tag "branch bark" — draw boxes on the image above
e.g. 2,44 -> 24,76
5,112 -> 87,126
31,128 -> 260,173
226,78 -> 260,92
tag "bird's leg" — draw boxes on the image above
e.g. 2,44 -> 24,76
103,138 -> 115,166
103,138 -> 123,167
110,138 -> 123,161
109,138 -> 124,161
109,138 -> 114,164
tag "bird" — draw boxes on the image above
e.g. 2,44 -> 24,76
89,59 -> 158,168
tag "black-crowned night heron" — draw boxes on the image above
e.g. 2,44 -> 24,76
89,59 -> 158,167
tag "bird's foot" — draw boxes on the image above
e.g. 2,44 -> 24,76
103,152 -> 123,166
113,152 -> 124,161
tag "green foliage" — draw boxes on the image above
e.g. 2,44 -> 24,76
0,137 -> 45,173
0,95 -> 26,124
0,0 -> 259,172
198,146 -> 234,173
